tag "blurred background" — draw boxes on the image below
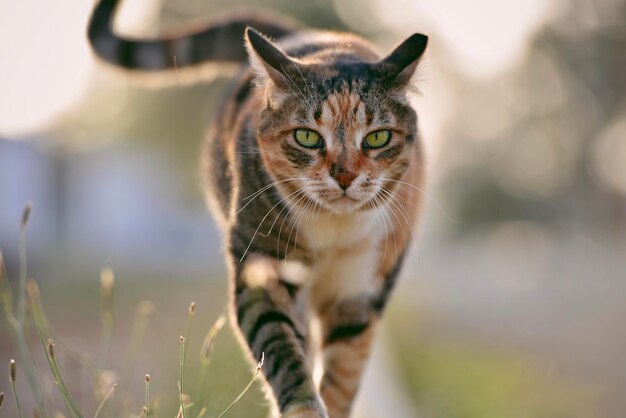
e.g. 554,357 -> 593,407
1,0 -> 625,417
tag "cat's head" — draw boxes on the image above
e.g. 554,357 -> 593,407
245,28 -> 427,214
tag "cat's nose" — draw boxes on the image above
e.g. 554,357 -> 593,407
333,170 -> 357,190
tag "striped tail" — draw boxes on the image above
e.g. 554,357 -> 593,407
87,0 -> 297,70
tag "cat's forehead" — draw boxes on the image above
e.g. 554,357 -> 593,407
310,66 -> 377,97
284,81 -> 394,135
319,90 -> 367,127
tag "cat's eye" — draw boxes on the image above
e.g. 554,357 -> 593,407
294,129 -> 323,148
363,130 -> 391,149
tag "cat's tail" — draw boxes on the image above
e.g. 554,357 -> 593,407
87,0 -> 298,71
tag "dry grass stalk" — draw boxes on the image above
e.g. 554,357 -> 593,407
93,383 -> 117,418
144,374 -> 151,417
2,208 -> 263,418
10,359 -> 25,418
98,267 -> 115,368
217,352 -> 265,418
30,279 -> 83,418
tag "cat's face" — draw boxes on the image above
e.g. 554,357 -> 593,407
256,80 -> 417,214
247,30 -> 427,214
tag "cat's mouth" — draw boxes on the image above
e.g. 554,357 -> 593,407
306,180 -> 376,213
330,195 -> 360,203
324,192 -> 365,213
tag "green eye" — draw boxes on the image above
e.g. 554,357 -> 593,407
294,129 -> 323,148
363,130 -> 391,149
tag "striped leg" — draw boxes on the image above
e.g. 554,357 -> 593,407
319,298 -> 377,418
234,255 -> 327,418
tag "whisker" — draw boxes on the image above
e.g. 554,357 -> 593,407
236,138 -> 262,153
279,65 -> 313,112
239,185 -> 310,262
284,194 -> 315,259
235,150 -> 262,155
380,186 -> 425,243
236,178 -> 308,215
379,187 -> 417,248
277,189 -> 311,259
293,62 -> 315,110
371,193 -> 389,277
380,194 -> 399,266
379,178 -> 458,223
242,177 -> 307,201
261,187 -> 311,238
291,194 -> 317,258
378,83 -> 406,108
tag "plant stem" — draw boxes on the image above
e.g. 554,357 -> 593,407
10,360 -> 24,418
145,374 -> 150,417
179,336 -> 187,418
30,281 -> 83,418
4,204 -> 48,417
217,352 -> 264,418
94,383 -> 116,418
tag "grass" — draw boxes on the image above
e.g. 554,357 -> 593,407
9,359 -> 24,418
0,203 -> 265,418
2,204 -> 609,418
387,316 -> 606,418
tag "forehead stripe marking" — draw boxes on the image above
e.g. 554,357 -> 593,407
320,92 -> 369,149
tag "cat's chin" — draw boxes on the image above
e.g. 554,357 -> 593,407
324,195 -> 364,214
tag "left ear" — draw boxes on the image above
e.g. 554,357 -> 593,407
375,33 -> 428,85
245,27 -> 298,88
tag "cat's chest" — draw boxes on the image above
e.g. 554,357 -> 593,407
279,211 -> 383,301
300,211 -> 379,251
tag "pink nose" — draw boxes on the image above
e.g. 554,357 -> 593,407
332,168 -> 357,190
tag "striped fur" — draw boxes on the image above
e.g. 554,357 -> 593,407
88,0 -> 296,70
208,30 -> 427,417
86,3 -> 428,416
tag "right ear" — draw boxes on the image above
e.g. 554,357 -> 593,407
375,33 -> 428,85
245,27 -> 298,87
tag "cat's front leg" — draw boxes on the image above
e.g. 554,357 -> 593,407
318,296 -> 377,418
232,254 -> 328,418
317,248 -> 406,418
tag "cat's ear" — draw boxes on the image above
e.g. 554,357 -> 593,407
245,27 -> 297,87
376,33 -> 428,85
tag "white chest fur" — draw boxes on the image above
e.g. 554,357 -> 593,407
279,210 -> 386,308
303,211 -> 378,250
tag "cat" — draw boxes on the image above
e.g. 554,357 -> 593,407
88,1 -> 428,417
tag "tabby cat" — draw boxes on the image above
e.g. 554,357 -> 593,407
88,1 -> 428,416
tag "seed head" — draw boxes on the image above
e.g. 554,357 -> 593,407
21,202 -> 32,227
137,300 -> 156,316
196,404 -> 208,418
188,301 -> 196,315
26,279 -> 40,303
100,267 -> 115,298
180,393 -> 191,405
9,359 -> 16,382
200,314 -> 226,362
257,352 -> 265,369
47,339 -> 55,359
